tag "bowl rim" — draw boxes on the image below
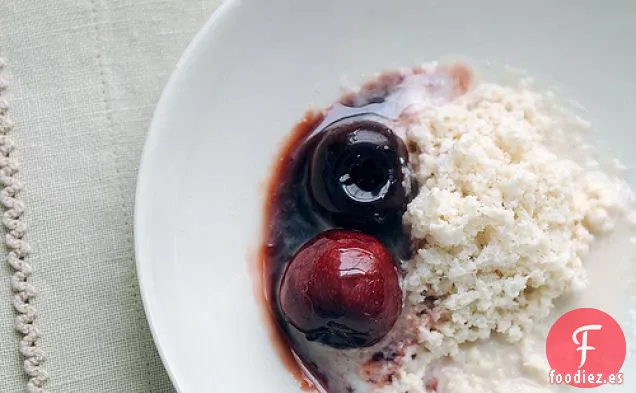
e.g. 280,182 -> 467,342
133,1 -> 239,392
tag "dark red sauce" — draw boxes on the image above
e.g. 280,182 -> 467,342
257,112 -> 324,390
258,107 -> 410,390
256,64 -> 473,392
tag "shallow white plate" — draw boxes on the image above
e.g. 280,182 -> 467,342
134,0 -> 636,392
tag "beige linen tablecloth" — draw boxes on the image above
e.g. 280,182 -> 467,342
0,1 -> 220,392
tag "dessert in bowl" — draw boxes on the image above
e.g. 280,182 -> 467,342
259,62 -> 635,393
134,2 -> 636,393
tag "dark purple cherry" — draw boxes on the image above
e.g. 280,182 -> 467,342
309,116 -> 411,227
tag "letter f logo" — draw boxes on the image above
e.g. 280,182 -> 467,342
572,324 -> 602,368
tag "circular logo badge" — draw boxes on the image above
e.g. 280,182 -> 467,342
546,308 -> 626,388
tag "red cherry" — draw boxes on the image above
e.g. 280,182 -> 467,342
279,230 -> 402,349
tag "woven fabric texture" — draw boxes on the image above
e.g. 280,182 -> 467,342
0,1 -> 220,392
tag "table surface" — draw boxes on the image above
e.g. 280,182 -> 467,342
0,1 -> 220,392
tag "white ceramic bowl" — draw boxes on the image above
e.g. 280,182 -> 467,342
134,1 -> 636,392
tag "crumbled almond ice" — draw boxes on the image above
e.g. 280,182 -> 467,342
402,81 -> 633,357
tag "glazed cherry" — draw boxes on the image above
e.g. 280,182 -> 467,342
309,116 -> 411,227
278,230 -> 402,349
